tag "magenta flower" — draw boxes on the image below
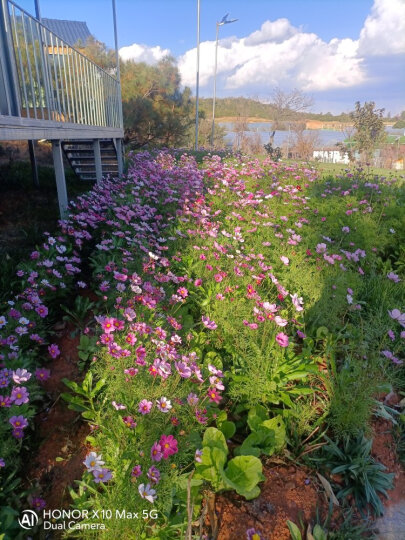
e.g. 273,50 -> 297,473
48,344 -> 60,359
207,387 -> 222,404
31,497 -> 46,511
151,442 -> 163,462
159,434 -> 178,459
138,399 -> 153,415
276,332 -> 289,347
10,386 -> 29,405
101,317 -> 115,333
0,395 -> 12,408
131,465 -> 142,478
35,305 -> 48,318
35,368 -> 51,381
9,415 -> 28,429
122,416 -> 137,429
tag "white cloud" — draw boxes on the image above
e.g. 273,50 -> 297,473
178,23 -> 365,93
119,43 -> 171,64
359,0 -> 405,56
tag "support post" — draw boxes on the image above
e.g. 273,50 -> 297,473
116,138 -> 123,176
51,140 -> 68,219
28,140 -> 39,188
93,139 -> 102,184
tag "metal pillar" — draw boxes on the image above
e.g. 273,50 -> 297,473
93,139 -> 102,184
116,138 -> 123,176
52,140 -> 68,218
28,140 -> 39,187
195,0 -> 200,150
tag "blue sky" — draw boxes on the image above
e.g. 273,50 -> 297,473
16,0 -> 405,115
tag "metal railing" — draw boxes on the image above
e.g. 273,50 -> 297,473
1,0 -> 122,128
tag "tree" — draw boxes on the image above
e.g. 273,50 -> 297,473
350,101 -> 386,162
271,87 -> 314,130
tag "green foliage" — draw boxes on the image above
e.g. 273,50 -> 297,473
77,334 -> 98,370
60,295 -> 97,333
263,142 -> 282,161
315,435 -> 394,516
350,101 -> 386,160
235,407 -> 286,457
195,427 -> 264,499
287,520 -> 327,540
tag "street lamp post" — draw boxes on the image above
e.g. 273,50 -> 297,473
195,0 -> 200,151
210,13 -> 237,147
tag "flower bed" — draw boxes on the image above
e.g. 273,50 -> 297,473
1,151 -> 404,538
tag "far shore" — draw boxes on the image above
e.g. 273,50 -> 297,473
215,117 -> 396,131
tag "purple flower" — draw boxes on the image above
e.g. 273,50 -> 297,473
35,368 -> 51,381
131,465 -> 142,478
31,497 -> 46,511
92,468 -> 112,483
187,393 -> 199,406
10,386 -> 29,405
150,442 -> 163,462
9,415 -> 28,429
48,344 -> 60,359
195,449 -> 203,463
138,483 -> 157,503
387,272 -> 400,283
12,428 -> 25,439
0,395 -> 12,408
0,458 -> 5,467
147,466 -> 160,484
83,452 -> 104,471
246,528 -> 262,540
112,401 -> 126,410
201,316 -> 217,330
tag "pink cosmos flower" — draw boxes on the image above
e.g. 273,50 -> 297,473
122,416 -> 137,429
147,466 -> 160,484
151,442 -> 163,462
112,401 -> 126,410
202,316 -> 217,330
207,387 -> 222,404
131,465 -> 142,478
276,332 -> 289,347
280,256 -> 290,266
101,317 -> 115,333
138,399 -> 153,414
159,434 -> 178,459
156,396 -> 172,413
187,392 -> 199,406
12,369 -> 31,384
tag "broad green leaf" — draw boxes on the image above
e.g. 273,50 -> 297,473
261,415 -> 286,452
222,455 -> 264,500
219,421 -> 236,440
247,404 -> 268,432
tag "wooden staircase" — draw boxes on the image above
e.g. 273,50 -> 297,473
62,139 -> 119,181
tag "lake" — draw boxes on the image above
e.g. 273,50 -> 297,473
219,122 -> 405,149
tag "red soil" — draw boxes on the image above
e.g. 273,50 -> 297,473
27,324 -> 89,509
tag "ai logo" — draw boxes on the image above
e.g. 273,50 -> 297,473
18,509 -> 39,530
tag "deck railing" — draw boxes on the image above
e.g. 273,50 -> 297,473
1,0 -> 122,128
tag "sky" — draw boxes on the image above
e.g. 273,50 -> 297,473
16,0 -> 405,115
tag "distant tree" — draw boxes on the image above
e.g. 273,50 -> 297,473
271,87 -> 314,130
289,122 -> 319,160
350,101 -> 386,161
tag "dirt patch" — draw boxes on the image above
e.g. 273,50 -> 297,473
212,463 -> 328,540
371,417 -> 405,507
27,326 -> 89,509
